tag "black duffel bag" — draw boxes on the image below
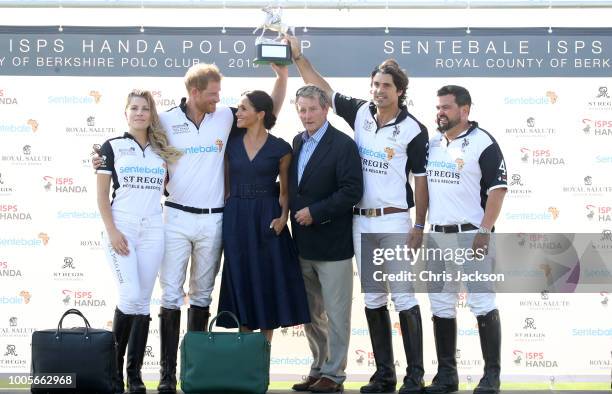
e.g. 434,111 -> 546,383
31,308 -> 117,393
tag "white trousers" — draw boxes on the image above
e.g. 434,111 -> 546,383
426,230 -> 497,318
104,211 -> 164,315
160,206 -> 223,309
353,212 -> 419,312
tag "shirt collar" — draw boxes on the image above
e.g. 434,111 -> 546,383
301,120 -> 329,143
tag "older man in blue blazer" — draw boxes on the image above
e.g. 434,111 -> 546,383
289,84 -> 363,393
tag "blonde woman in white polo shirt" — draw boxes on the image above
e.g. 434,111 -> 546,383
96,89 -> 182,394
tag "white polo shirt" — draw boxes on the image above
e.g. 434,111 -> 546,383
96,133 -> 167,216
427,121 -> 508,226
333,92 -> 429,210
160,98 -> 239,209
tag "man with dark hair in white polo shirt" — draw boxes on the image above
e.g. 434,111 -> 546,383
287,34 -> 428,394
425,85 -> 507,394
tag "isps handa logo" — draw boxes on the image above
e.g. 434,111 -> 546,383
520,148 -> 565,166
42,176 -> 88,193
0,88 -> 18,105
151,90 -> 177,110
585,204 -> 612,222
0,204 -> 32,221
581,118 -> 612,136
0,261 -> 22,279
61,289 -> 106,307
512,350 -> 558,368
279,324 -> 305,338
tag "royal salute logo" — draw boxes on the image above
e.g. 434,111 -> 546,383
65,115 -> 116,137
1,316 -> 35,338
0,145 -> 53,167
581,118 -> 612,136
77,233 -> 103,250
0,204 -> 32,221
586,352 -> 612,370
431,348 -> 481,370
505,116 -> 557,137
42,176 -> 89,194
518,293 -> 570,311
585,204 -> 612,222
0,88 -> 18,105
561,175 -> 612,196
0,260 -> 22,278
587,86 -> 611,111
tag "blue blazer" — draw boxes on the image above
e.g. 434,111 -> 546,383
289,123 -> 363,261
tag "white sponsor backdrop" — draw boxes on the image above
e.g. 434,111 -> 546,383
1,74 -> 611,384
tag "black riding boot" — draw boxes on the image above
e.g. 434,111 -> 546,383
360,306 -> 397,393
473,309 -> 501,394
126,315 -> 150,393
398,305 -> 425,394
187,305 -> 210,332
157,307 -> 180,394
112,308 -> 134,394
424,316 -> 459,394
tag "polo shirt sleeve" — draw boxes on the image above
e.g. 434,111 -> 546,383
479,142 -> 508,193
332,92 -> 367,130
406,127 -> 429,176
96,140 -> 114,175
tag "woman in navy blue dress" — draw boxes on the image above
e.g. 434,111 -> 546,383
217,90 -> 310,341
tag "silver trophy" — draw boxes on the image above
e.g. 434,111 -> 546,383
253,6 -> 294,65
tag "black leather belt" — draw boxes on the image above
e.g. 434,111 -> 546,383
164,201 -> 223,214
353,207 -> 408,217
231,183 -> 279,199
431,223 -> 478,233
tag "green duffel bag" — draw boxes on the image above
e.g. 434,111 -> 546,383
180,311 -> 271,394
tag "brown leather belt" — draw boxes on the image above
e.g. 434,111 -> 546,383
353,207 -> 408,217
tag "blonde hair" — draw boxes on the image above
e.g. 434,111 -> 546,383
184,63 -> 223,92
125,89 -> 182,164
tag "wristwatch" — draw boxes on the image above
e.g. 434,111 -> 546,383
478,226 -> 491,234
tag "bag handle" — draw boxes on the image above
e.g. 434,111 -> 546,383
55,308 -> 91,339
207,311 -> 240,332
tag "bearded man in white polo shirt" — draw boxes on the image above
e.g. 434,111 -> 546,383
287,34 -> 428,394
425,85 -> 507,394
